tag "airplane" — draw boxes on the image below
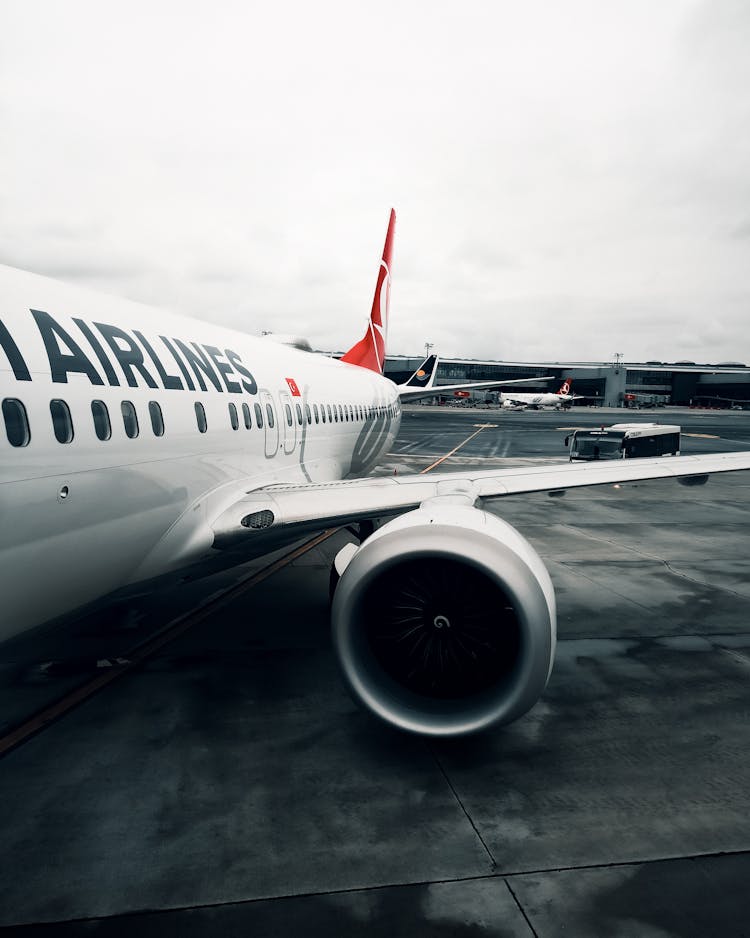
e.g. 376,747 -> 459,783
397,353 -> 556,401
500,378 -> 577,410
2,208 -> 750,739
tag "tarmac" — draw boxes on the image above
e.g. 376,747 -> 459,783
1,406 -> 749,936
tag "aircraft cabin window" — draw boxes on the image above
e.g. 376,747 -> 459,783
91,400 -> 111,441
149,401 -> 164,437
121,400 -> 139,439
285,403 -> 293,426
321,405 -> 326,423
228,402 -> 239,431
296,403 -> 303,425
2,398 -> 30,447
313,404 -> 319,424
50,399 -> 74,444
242,403 -> 252,429
254,402 -> 263,428
338,405 -> 343,422
194,401 -> 207,433
305,403 -> 311,425
266,403 -> 275,428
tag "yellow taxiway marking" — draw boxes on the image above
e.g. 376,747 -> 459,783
421,425 -> 491,473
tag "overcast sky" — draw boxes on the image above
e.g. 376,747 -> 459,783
2,0 -> 749,364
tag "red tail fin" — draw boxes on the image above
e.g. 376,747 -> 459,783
341,209 -> 395,374
558,378 -> 572,395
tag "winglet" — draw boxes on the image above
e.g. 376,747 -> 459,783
341,209 -> 396,374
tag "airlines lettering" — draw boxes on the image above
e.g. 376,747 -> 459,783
0,310 -> 257,395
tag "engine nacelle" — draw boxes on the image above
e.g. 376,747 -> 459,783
331,502 -> 556,737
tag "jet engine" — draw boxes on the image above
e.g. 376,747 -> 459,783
331,501 -> 556,736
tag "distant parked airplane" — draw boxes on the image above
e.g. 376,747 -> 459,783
397,354 -> 553,401
501,378 -> 577,410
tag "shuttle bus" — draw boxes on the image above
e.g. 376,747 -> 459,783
565,423 -> 681,461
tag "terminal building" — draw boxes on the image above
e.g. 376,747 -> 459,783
383,356 -> 750,407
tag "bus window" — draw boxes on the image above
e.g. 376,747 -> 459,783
2,398 -> 30,447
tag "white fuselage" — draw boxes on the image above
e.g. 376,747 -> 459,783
0,265 -> 400,640
501,391 -> 570,409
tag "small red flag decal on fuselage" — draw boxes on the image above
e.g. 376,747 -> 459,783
285,377 -> 301,396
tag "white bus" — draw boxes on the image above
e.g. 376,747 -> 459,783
565,423 -> 681,461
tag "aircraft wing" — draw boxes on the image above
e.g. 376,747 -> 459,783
398,376 -> 555,402
211,451 -> 750,550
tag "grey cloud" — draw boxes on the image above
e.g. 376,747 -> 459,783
0,251 -> 145,283
2,1 -> 748,368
